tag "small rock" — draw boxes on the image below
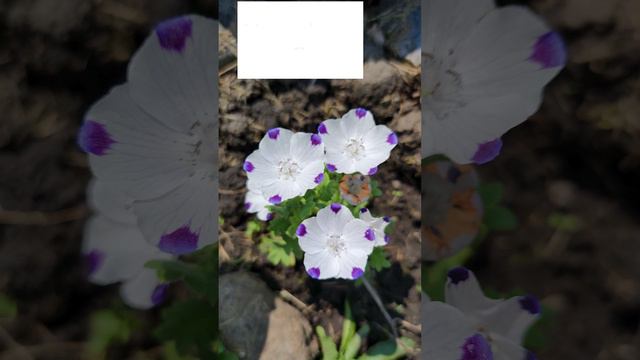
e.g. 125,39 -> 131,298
219,272 -> 315,360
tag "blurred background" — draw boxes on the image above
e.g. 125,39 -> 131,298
0,1 -> 217,358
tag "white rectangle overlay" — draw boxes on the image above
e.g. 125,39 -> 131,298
237,1 -> 363,79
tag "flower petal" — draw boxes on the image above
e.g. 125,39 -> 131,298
422,300 -> 480,360
120,267 -> 166,309
88,179 -> 135,225
304,250 -> 340,280
128,15 -> 218,133
297,217 -> 327,255
445,267 -> 500,314
315,203 -> 355,234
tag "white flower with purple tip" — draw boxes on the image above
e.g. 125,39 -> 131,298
423,0 -> 566,164
318,108 -> 397,175
358,208 -> 391,247
244,128 -> 325,204
296,203 -> 376,280
78,15 -> 219,255
83,180 -> 173,309
244,188 -> 273,221
422,267 -> 541,360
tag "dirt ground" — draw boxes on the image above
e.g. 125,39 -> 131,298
0,0 -> 639,359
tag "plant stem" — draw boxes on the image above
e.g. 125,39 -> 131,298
362,277 -> 398,339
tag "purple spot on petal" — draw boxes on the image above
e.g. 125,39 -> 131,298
330,203 -> 342,213
519,295 -> 541,315
243,160 -> 254,173
318,122 -> 328,134
472,138 -> 502,165
314,173 -> 324,184
85,250 -> 104,275
244,202 -> 252,211
78,120 -> 115,156
155,16 -> 193,53
384,234 -> 390,244
267,128 -> 280,140
368,166 -> 378,175
311,134 -> 322,146
296,223 -> 307,236
383,216 -> 391,223
364,228 -> 375,241
387,132 -> 398,145
268,194 -> 282,204
360,208 -> 368,213
351,267 -> 364,279
266,213 -> 274,221
308,267 -> 320,279
461,334 -> 493,360
326,164 -> 337,173
151,284 -> 169,305
158,225 -> 199,255
530,31 -> 566,69
448,267 -> 470,285
355,108 -> 367,119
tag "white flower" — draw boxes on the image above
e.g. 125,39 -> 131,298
318,108 -> 397,175
244,188 -> 273,221
296,203 -> 376,280
422,267 -> 540,360
358,207 -> 391,247
423,0 -> 566,164
244,128 -> 325,204
83,180 -> 172,309
78,15 -> 218,255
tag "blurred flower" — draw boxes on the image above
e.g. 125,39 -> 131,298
297,203 -> 376,280
83,180 -> 172,309
423,267 -> 540,359
244,128 -> 325,204
78,15 -> 219,255
422,160 -> 482,261
318,108 -> 397,175
358,207 -> 391,247
339,174 -> 371,205
244,188 -> 273,221
423,0 -> 566,164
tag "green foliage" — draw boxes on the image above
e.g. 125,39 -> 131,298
87,309 -> 135,357
154,299 -> 217,359
0,293 -> 17,319
368,247 -> 392,272
257,170 -> 388,269
478,182 -> 517,232
148,245 -> 223,359
317,301 -> 415,360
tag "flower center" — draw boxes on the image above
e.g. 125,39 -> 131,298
326,234 -> 346,257
277,158 -> 301,181
344,137 -> 366,160
423,54 -> 466,121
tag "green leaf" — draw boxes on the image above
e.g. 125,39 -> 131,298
316,326 -> 339,360
0,293 -> 17,319
339,301 -> 357,353
344,324 -> 369,360
155,299 -> 217,359
87,309 -> 132,356
368,247 -> 391,272
484,206 -> 517,231
145,258 -> 216,304
478,182 -> 504,207
258,234 -> 296,266
358,337 -> 415,360
245,220 -> 262,238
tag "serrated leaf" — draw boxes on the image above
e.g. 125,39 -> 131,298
368,248 -> 391,272
155,299 -> 217,359
245,220 -> 262,238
